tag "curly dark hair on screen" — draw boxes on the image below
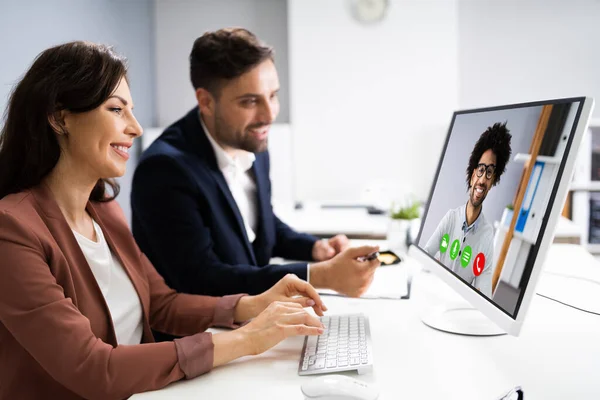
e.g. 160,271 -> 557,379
0,41 -> 126,201
465,122 -> 513,189
189,27 -> 274,96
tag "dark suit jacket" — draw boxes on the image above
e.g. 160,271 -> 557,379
131,108 -> 318,296
0,184 -> 243,400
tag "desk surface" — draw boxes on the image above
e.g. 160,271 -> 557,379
133,244 -> 600,400
278,206 -> 582,244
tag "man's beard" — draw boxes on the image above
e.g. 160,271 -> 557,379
239,123 -> 269,153
470,184 -> 487,208
214,114 -> 269,153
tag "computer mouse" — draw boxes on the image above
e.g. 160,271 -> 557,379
301,374 -> 379,400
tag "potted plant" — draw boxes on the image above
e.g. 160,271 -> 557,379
388,199 -> 421,253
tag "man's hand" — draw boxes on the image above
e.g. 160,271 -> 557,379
312,234 -> 350,261
309,245 -> 380,297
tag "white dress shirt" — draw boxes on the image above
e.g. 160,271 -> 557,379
200,114 -> 311,281
201,115 -> 259,243
72,220 -> 144,345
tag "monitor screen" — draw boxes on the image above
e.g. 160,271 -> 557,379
416,98 -> 586,318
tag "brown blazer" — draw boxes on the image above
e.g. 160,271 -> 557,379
0,184 -> 244,400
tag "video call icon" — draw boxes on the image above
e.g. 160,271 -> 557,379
460,246 -> 472,268
449,239 -> 460,260
473,253 -> 485,276
440,234 -> 450,253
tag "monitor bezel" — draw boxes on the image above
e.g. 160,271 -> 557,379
409,96 -> 594,336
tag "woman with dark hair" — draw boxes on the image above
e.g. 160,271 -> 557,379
0,41 -> 327,400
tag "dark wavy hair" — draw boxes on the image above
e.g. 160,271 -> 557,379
466,122 -> 512,189
190,27 -> 274,95
0,41 -> 127,201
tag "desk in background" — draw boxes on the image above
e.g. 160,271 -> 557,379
277,205 -> 582,244
133,244 -> 600,400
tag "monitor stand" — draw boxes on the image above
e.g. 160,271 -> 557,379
421,302 -> 506,336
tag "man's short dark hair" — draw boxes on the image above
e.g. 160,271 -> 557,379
466,122 -> 513,188
189,27 -> 274,95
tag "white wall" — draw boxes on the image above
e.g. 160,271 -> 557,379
0,0 -> 155,225
154,0 -> 290,126
458,0 -> 600,117
288,0 -> 459,204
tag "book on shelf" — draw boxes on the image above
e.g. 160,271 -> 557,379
516,161 -> 544,233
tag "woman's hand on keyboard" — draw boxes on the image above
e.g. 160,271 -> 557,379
239,302 -> 325,356
257,274 -> 328,316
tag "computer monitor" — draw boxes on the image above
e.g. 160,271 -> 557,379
409,97 -> 594,336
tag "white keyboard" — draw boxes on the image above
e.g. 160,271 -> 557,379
298,314 -> 373,375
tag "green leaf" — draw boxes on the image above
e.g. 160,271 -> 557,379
390,200 -> 420,219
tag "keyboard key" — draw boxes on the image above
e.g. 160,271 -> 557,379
301,314 -> 371,374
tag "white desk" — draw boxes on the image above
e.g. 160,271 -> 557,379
134,244 -> 600,400
277,206 -> 390,239
553,216 -> 583,244
278,206 -> 582,244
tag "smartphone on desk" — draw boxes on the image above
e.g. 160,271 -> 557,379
377,250 -> 402,266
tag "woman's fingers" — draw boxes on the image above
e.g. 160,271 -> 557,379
271,301 -> 303,311
312,304 -> 325,317
284,275 -> 328,312
279,310 -> 323,328
282,324 -> 324,337
284,296 -> 325,316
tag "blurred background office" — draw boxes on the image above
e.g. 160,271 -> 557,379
1,0 -> 600,227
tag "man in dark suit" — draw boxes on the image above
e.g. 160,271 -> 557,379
131,28 -> 379,299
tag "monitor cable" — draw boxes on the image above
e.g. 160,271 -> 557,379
536,271 -> 600,316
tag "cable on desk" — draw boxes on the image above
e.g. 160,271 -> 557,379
536,270 -> 600,316
535,293 -> 600,316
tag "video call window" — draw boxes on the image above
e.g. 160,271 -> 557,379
417,100 -> 583,317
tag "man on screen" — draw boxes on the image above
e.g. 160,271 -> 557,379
425,123 -> 512,297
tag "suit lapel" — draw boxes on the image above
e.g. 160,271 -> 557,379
184,109 -> 258,264
30,185 -> 119,345
252,156 -> 270,253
